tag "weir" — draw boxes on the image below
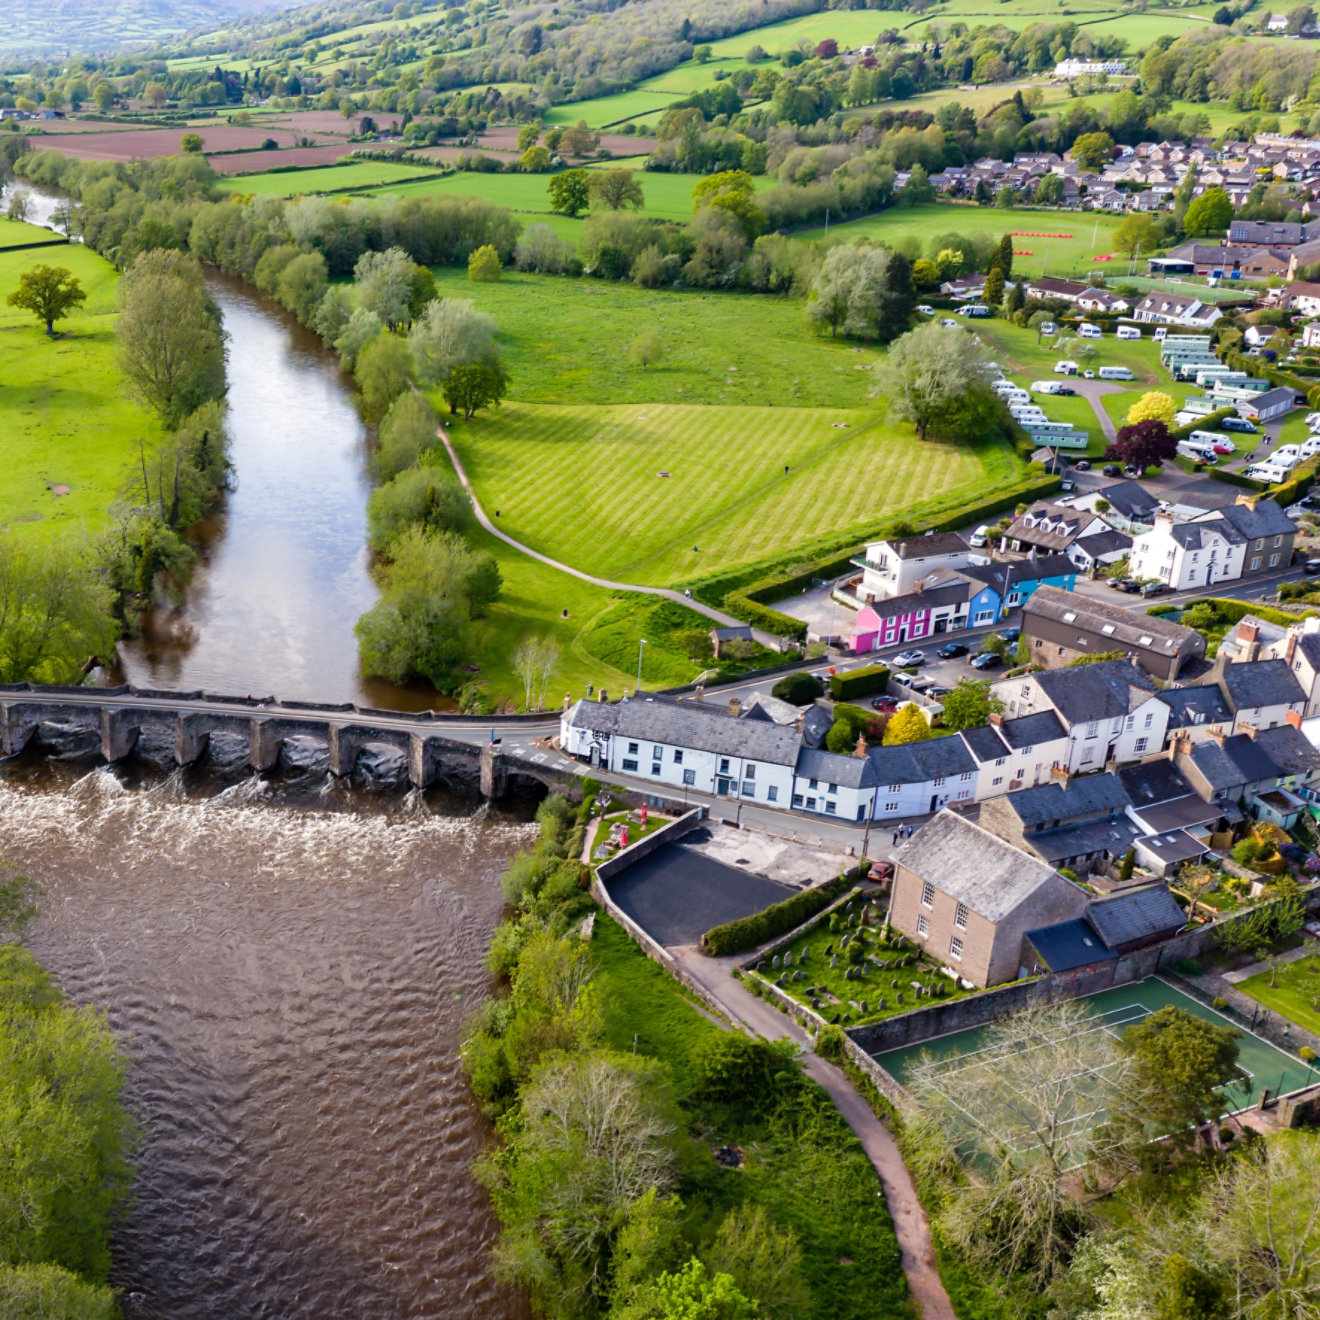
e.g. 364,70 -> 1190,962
0,687 -> 569,800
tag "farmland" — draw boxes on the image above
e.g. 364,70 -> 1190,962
0,244 -> 162,544
217,159 -> 442,195
0,220 -> 69,250
442,400 -> 1022,585
34,123 -> 316,163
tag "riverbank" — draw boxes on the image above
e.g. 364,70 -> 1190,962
0,243 -> 163,543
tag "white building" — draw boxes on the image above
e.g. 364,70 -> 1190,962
992,659 -> 1171,773
1055,59 -> 1128,77
1128,511 -> 1246,590
1132,291 -> 1223,327
855,531 -> 979,602
960,711 -> 1071,799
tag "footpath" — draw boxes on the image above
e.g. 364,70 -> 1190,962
669,945 -> 957,1320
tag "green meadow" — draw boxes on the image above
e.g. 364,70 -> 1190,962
216,160 -> 444,196
0,220 -> 69,250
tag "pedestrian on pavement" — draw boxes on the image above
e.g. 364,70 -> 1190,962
892,830 -> 899,845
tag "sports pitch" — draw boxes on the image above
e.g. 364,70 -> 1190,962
874,978 -> 1315,1119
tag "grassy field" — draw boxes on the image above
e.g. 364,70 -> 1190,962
363,168 -> 761,224
428,266 -> 875,407
0,244 -> 163,543
444,400 -> 1020,585
545,89 -> 685,128
1237,955 -> 1320,1036
216,160 -> 443,196
792,203 -> 1128,273
0,221 -> 69,250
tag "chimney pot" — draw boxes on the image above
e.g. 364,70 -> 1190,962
1239,620 -> 1259,644
853,733 -> 868,758
728,697 -> 741,718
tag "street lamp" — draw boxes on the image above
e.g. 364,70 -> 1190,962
636,638 -> 647,694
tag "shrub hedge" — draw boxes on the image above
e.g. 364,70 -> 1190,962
829,663 -> 891,701
701,878 -> 852,956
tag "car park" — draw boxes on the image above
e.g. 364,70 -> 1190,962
892,649 -> 927,668
937,642 -> 968,658
970,651 -> 1003,670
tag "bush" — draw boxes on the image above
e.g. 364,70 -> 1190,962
1213,996 -> 1228,1010
771,672 -> 824,705
1233,838 -> 1263,865
814,1024 -> 848,1064
702,880 -> 850,956
829,663 -> 890,702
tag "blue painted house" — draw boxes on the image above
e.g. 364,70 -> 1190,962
961,554 -> 1077,626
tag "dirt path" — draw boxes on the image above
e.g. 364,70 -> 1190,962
669,946 -> 957,1320
435,422 -> 784,648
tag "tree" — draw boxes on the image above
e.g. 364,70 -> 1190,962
276,252 -> 328,323
882,704 -> 930,745
1072,131 -> 1115,170
520,144 -> 552,172
997,232 -> 1014,280
1114,212 -> 1162,259
623,1259 -> 759,1320
180,132 -> 204,153
1184,186 -> 1234,236
1288,3 -> 1317,34
560,119 -> 600,156
771,673 -> 823,705
92,82 -> 115,112
517,122 -> 541,152
907,1000 -> 1141,1285
1119,848 -> 1135,881
940,679 -> 1002,732
409,298 -> 499,385
806,244 -> 915,342
468,244 -> 503,282
1114,1006 -> 1245,1140
1005,279 -> 1025,318
589,169 -> 646,212
1104,418 -> 1178,471
116,249 -> 226,426
144,81 -> 169,107
874,320 -> 993,441
1033,173 -> 1064,205
366,466 -> 467,553
630,332 -> 664,371
1125,391 -> 1178,427
355,331 -> 413,422
7,264 -> 86,336
5,189 -> 29,223
691,170 -> 764,238
512,636 -> 561,711
548,168 -> 591,217
373,389 -> 436,479
0,1263 -> 117,1320
983,265 -> 1005,308
443,361 -> 508,418
703,1203 -> 809,1320
354,246 -> 415,329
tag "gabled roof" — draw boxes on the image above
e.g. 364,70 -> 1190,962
1255,724 -> 1320,777
1296,632 -> 1320,671
1025,917 -> 1117,971
960,723 -> 1009,762
998,773 -> 1131,828
895,811 -> 1069,923
869,735 -> 976,786
1221,659 -> 1306,711
1028,652 -> 1160,723
1072,530 -> 1133,559
1086,883 -> 1188,947
883,532 -> 973,561
794,744 -> 877,789
1160,683 -> 1233,729
1024,585 -> 1203,662
1210,499 -> 1298,540
960,554 -> 1075,590
1187,733 -> 1279,790
1094,480 -> 1159,519
998,710 -> 1067,750
1118,758 -> 1196,806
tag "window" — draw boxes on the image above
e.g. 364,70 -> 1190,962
673,749 -> 683,764
885,800 -> 898,811
1256,538 -> 1265,550
949,936 -> 963,960
1086,721 -> 1099,738
682,769 -> 695,786
889,783 -> 901,792
652,745 -> 662,759
1251,557 -> 1261,571
628,742 -> 639,755
1081,746 -> 1095,763
921,881 -> 935,907
917,914 -> 930,937
792,793 -> 803,807
622,758 -> 638,771
651,762 -> 661,776
828,783 -> 838,794
960,771 -> 973,781
992,776 -> 1003,786
1270,554 -> 1280,568
805,796 -> 817,810
745,764 -> 756,779
1144,712 -> 1154,728
995,756 -> 1006,767
809,777 -> 818,789
825,801 -> 837,815
767,786 -> 778,802
1105,625 -> 1117,636
742,780 -> 755,797
1134,737 -> 1148,753
933,776 -> 946,787
1275,535 -> 1284,547
719,758 -> 731,775
954,903 -> 968,929
1125,716 -> 1134,730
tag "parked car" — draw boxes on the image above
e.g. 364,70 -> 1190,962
1103,463 -> 1122,477
916,304 -> 934,315
908,674 -> 936,690
1112,578 -> 1142,593
1300,494 -> 1320,509
999,627 -> 1021,644
871,696 -> 899,711
1056,386 -> 1076,396
1212,442 -> 1234,455
1140,581 -> 1168,596
1124,464 -> 1142,477
940,318 -> 959,328
1222,417 -> 1257,434
1305,559 -> 1320,575
1073,459 -> 1091,471
927,685 -> 951,698
1083,369 -> 1096,379
1107,577 -> 1130,590
970,651 -> 1004,670
937,641 -> 968,658
892,649 -> 927,668
867,861 -> 895,882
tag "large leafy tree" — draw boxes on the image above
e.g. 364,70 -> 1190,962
874,320 -> 995,441
7,265 -> 86,336
939,679 -> 1003,732
1104,418 -> 1178,471
548,168 -> 591,217
1184,186 -> 1234,236
442,360 -> 508,419
589,169 -> 645,212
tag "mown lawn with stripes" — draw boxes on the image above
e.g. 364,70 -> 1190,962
447,401 -> 1019,586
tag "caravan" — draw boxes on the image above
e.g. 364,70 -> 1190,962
1115,324 -> 1141,341
1098,366 -> 1135,381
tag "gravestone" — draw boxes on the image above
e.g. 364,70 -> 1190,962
897,992 -> 904,1004
830,955 -> 838,968
772,955 -> 781,969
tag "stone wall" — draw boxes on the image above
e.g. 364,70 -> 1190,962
595,807 -> 707,882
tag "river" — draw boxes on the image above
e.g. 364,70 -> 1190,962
1,187 -> 527,1316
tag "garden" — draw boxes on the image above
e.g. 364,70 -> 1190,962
746,892 -> 981,1027
1237,951 -> 1320,1036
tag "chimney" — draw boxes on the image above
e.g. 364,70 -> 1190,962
1235,493 -> 1260,512
1287,627 -> 1299,667
1050,764 -> 1071,788
1208,726 -> 1228,746
1168,731 -> 1193,759
728,697 -> 741,718
853,733 -> 869,758
988,711 -> 1004,726
1239,721 -> 1258,741
694,685 -> 704,702
1287,709 -> 1304,730
795,708 -> 806,732
1238,620 -> 1259,644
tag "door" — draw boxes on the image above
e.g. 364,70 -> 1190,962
589,746 -> 599,767
716,779 -> 730,797
930,794 -> 938,812
934,619 -> 947,633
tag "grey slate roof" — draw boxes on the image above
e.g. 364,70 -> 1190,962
1072,530 -> 1133,560
568,696 -> 803,764
1031,655 -> 1158,723
1095,480 -> 1158,520
801,705 -> 833,750
1086,884 -> 1187,948
794,745 -> 877,789
1160,683 -> 1233,729
869,735 -> 976,786
1296,632 -> 1320,671
887,532 -> 973,561
862,581 -> 972,620
1118,758 -> 1196,807
1133,829 -> 1210,867
1213,499 -> 1298,541
1001,772 -> 1132,828
1187,733 -> 1279,790
1026,917 -> 1117,972
1255,724 -> 1320,777
1251,386 -> 1298,415
1169,519 -> 1244,550
1221,659 -> 1306,711
998,710 -> 1067,750
711,625 -> 753,642
895,811 -> 1067,923
960,723 -> 1009,762
1024,586 -> 1202,663
959,554 -> 1075,589
1021,814 -> 1144,863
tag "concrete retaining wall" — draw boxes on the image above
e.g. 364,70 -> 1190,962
595,807 -> 708,882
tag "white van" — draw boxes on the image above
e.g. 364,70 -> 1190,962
958,304 -> 990,317
1098,366 -> 1135,381
1249,462 -> 1291,484
1153,327 -> 1168,341
1077,323 -> 1103,339
1115,325 -> 1141,341
1053,359 -> 1079,375
1032,380 -> 1064,394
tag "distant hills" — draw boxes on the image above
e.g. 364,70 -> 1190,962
1,0 -> 301,58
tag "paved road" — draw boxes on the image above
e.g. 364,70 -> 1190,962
435,423 -> 783,649
669,946 -> 956,1320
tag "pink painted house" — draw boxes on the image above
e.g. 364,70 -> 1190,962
849,581 -> 971,655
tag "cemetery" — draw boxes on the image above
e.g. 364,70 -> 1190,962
747,892 -> 983,1028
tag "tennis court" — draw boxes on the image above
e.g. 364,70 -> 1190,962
873,978 -> 1315,1119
